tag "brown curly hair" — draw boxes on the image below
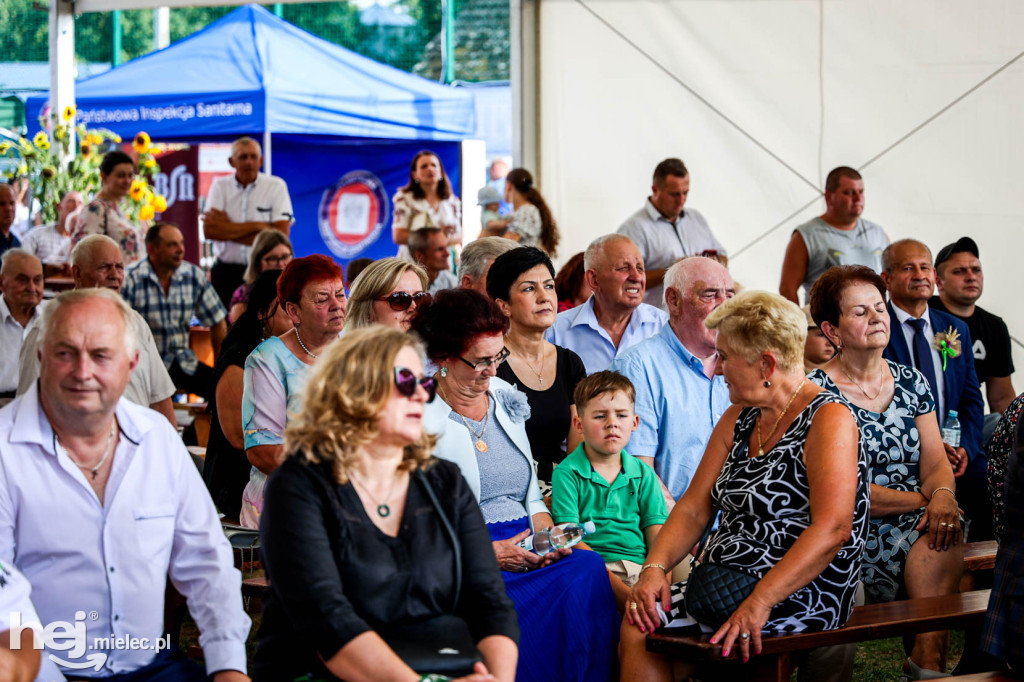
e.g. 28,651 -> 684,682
284,325 -> 436,483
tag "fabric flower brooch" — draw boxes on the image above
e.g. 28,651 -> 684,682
496,388 -> 532,423
932,327 -> 962,370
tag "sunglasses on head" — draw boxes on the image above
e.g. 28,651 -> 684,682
394,367 -> 438,403
376,291 -> 431,311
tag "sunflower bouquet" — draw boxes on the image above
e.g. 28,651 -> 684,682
0,106 -> 166,224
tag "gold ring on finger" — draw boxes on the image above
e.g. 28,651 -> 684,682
629,602 -> 638,610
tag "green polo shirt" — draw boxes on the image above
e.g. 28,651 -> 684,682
551,443 -> 668,564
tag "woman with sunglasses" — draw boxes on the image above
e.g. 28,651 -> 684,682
254,325 -> 519,682
227,230 -> 293,324
203,270 -> 292,521
239,255 -> 347,528
411,289 -> 619,682
345,258 -> 431,332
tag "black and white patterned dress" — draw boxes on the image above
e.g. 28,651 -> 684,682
810,361 -> 935,602
665,391 -> 870,632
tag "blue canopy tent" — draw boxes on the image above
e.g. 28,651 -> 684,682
27,4 -> 475,262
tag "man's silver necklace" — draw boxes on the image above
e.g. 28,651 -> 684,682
294,327 -> 319,359
56,421 -> 116,480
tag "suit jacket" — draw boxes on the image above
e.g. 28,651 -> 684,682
884,302 -> 985,461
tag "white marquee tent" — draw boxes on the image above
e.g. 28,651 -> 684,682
524,0 -> 1023,391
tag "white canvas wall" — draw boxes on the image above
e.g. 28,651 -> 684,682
536,0 -> 1024,393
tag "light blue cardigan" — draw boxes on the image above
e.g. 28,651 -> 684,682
424,376 -> 547,531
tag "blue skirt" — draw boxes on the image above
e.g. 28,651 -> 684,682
489,518 -> 619,682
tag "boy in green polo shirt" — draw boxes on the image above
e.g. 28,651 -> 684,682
552,371 -> 667,613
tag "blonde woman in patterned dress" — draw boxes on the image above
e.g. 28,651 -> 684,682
72,151 -> 146,264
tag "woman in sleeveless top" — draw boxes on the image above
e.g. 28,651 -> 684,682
621,291 -> 869,682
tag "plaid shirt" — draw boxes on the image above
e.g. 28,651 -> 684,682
122,258 -> 226,375
21,223 -> 71,265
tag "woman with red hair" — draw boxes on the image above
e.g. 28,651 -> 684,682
239,254 -> 347,528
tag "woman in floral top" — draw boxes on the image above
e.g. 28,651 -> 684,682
72,151 -> 145,264
391,150 -> 461,261
987,392 -> 1024,541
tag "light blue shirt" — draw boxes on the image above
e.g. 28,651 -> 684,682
610,324 -> 731,500
545,297 -> 667,375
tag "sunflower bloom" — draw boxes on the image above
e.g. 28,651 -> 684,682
80,143 -> 92,158
143,158 -> 157,169
0,142 -> 10,155
112,134 -> 122,143
53,126 -> 66,142
16,164 -> 28,176
62,105 -> 76,122
129,179 -> 147,202
132,132 -> 151,154
153,195 -> 168,213
41,166 -> 56,179
139,204 -> 155,221
33,132 -> 50,151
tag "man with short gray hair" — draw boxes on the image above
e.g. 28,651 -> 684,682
0,249 -> 43,403
546,234 -> 667,373
0,288 -> 251,681
460,236 -> 518,294
611,257 -> 733,503
20,189 -> 84,277
0,184 -> 20,256
203,136 -> 293,306
17,234 -> 177,426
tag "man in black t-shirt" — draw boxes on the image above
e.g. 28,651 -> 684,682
930,237 -> 1016,439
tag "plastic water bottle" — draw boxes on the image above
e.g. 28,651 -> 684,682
517,521 -> 596,556
942,410 -> 961,448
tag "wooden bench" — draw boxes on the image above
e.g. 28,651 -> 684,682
242,576 -> 269,600
963,540 -> 998,572
646,589 -> 991,682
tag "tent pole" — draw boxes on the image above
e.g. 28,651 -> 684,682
263,129 -> 272,175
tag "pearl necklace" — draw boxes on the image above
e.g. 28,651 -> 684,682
56,420 -> 117,480
294,327 -> 319,359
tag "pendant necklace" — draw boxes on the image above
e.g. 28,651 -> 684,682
839,359 -> 884,401
294,327 -> 319,359
756,381 -> 804,456
349,472 -> 401,518
57,420 -> 117,480
438,383 -> 490,452
512,345 -> 546,387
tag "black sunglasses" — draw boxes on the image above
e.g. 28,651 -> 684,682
376,291 -> 431,311
395,367 -> 438,403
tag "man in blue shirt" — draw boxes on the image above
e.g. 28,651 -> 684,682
611,257 -> 734,505
547,234 -> 667,374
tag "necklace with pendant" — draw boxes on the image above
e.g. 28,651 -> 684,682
513,347 -> 546,386
438,383 -> 490,452
349,472 -> 401,518
56,420 -> 117,480
756,381 -> 804,456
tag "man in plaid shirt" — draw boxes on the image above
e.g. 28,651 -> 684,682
122,223 -> 227,399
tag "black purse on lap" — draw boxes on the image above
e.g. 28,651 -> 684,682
682,508 -> 761,629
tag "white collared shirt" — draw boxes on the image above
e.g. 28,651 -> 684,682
0,385 -> 250,678
205,172 -> 293,265
892,305 -> 947,421
0,296 -> 44,394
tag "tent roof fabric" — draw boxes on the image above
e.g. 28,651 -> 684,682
27,4 -> 474,141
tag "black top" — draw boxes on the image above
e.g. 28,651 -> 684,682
497,345 -> 587,481
201,339 -> 256,520
253,456 -> 519,681
930,296 -> 1015,384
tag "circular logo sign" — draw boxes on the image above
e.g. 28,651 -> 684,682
318,170 -> 390,259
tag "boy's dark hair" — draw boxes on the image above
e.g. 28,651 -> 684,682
573,370 -> 636,413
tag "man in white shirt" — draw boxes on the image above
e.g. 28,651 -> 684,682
547,234 -> 667,374
20,190 -> 83,277
410,227 -> 458,294
0,250 -> 43,404
203,137 -> 293,307
17,235 -> 178,427
0,288 -> 250,681
617,158 -> 728,310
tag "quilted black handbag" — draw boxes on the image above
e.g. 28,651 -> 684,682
682,508 -> 761,628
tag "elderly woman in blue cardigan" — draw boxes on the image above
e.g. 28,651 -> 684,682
413,288 -> 619,682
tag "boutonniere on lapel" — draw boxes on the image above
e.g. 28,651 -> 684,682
495,388 -> 531,423
932,327 -> 962,370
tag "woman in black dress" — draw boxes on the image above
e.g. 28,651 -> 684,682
254,326 -> 518,682
487,247 -> 586,489
202,269 -> 291,520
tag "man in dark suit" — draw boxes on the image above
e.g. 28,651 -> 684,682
881,238 -> 990,540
